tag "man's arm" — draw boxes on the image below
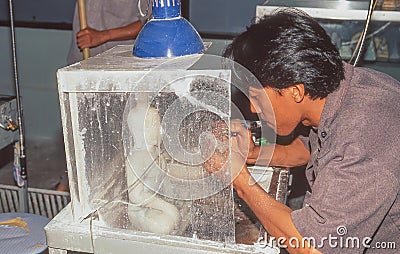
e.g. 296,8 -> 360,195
233,164 -> 320,254
76,20 -> 143,50
231,121 -> 310,167
247,137 -> 310,167
229,123 -> 315,253
205,122 -> 317,253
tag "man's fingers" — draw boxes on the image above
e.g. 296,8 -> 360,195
231,134 -> 251,158
231,151 -> 247,178
76,28 -> 90,38
77,37 -> 89,49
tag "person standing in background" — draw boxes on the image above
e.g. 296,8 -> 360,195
67,0 -> 150,64
57,0 -> 150,191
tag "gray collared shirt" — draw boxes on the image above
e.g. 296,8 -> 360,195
67,0 -> 150,65
291,62 -> 400,253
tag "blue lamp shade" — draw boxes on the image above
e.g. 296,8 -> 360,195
133,0 -> 205,58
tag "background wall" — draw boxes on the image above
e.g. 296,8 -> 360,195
189,0 -> 265,35
0,0 -> 74,24
0,0 -> 399,141
0,27 -> 71,140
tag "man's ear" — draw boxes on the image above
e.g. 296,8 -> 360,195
289,84 -> 305,103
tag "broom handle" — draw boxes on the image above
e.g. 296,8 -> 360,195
77,0 -> 90,59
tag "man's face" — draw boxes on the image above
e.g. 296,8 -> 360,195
249,86 -> 301,136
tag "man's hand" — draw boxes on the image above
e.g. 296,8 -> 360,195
203,120 -> 250,179
230,120 -> 254,160
203,121 -> 230,174
77,27 -> 107,49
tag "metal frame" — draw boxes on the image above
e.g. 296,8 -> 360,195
0,183 -> 70,219
256,6 -> 400,22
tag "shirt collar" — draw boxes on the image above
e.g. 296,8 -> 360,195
318,62 -> 354,131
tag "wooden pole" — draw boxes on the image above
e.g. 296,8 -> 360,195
77,0 -> 90,59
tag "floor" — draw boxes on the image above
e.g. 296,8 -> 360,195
0,137 -> 67,253
0,136 -> 67,190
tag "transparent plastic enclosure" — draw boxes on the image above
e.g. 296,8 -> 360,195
57,46 -> 235,243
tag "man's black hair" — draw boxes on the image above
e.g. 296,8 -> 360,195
224,8 -> 345,99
